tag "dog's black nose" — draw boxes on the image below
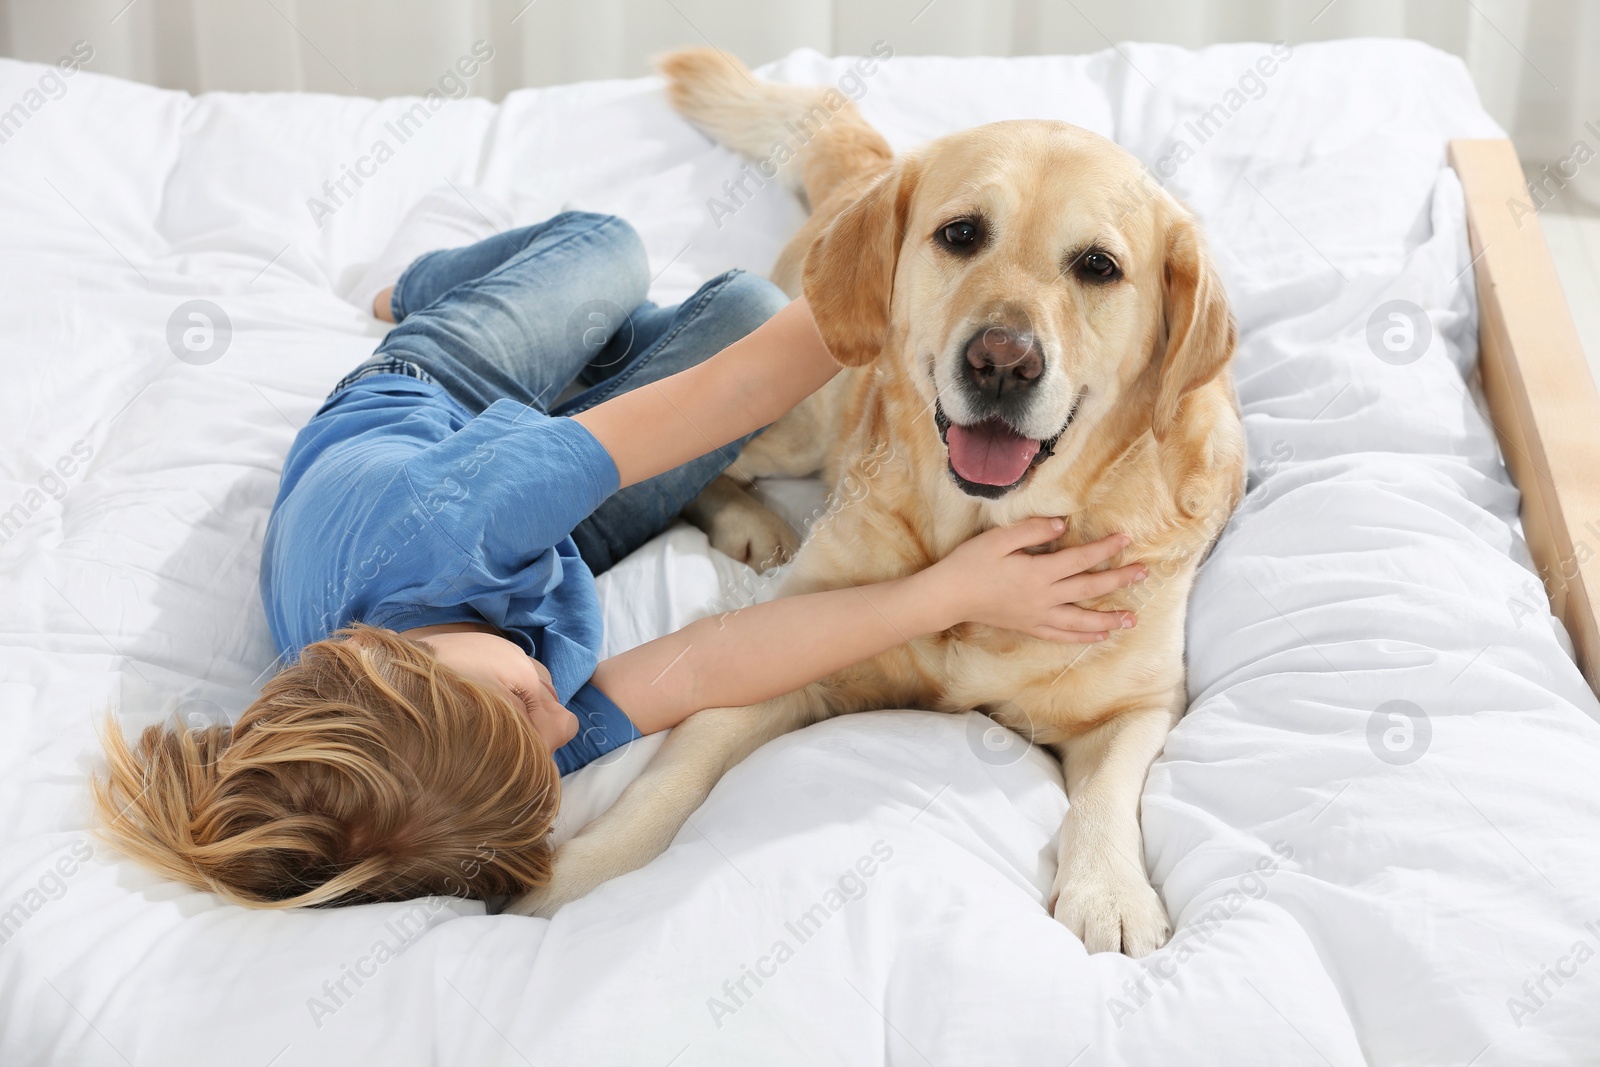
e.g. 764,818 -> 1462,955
964,326 -> 1043,399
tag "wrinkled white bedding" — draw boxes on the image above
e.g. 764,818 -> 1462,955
2,39 -> 1598,1067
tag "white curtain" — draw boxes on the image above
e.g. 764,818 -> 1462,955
2,0 -> 1596,203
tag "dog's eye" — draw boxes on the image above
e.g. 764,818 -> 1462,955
1076,250 -> 1121,282
937,219 -> 981,252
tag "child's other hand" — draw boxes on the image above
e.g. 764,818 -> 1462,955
928,518 -> 1147,642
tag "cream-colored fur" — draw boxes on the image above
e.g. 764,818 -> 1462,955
511,50 -> 1246,958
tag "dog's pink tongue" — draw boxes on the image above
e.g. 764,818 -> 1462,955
946,420 -> 1040,486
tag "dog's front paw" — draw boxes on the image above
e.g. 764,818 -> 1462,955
1050,846 -> 1171,958
503,846 -> 605,918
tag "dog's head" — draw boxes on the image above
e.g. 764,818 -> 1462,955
802,120 -> 1234,503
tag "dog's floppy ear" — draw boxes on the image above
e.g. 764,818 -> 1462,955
1154,210 -> 1235,442
801,158 -> 920,366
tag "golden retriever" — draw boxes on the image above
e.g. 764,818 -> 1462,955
510,50 -> 1245,957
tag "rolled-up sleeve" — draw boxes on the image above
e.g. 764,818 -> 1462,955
554,682 -> 643,775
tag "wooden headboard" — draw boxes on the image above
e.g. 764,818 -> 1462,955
1450,139 -> 1600,697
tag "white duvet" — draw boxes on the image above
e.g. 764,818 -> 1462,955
2,39 -> 1598,1067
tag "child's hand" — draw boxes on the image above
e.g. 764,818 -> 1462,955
926,518 -> 1147,642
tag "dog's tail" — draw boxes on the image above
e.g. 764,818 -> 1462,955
657,47 -> 892,209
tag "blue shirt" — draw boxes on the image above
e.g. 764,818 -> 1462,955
260,372 -> 640,774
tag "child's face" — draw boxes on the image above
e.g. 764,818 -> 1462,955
408,628 -> 579,752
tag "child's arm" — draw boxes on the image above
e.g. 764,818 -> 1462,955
591,518 -> 1146,735
572,297 -> 837,490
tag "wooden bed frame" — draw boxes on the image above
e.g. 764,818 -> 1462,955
1450,140 -> 1600,697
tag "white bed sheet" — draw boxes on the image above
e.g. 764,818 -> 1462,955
2,39 -> 1598,1067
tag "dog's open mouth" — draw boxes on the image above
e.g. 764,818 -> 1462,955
934,392 -> 1084,497
947,417 -> 1041,485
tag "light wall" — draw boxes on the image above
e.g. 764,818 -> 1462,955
1,0 -> 1596,206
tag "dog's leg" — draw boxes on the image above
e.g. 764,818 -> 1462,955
680,375 -> 855,567
505,686 -> 828,917
1049,701 -> 1180,957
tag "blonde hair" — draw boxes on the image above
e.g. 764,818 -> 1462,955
93,623 -> 560,908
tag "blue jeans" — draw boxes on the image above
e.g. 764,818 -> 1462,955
363,211 -> 788,574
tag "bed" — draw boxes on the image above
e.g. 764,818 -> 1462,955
2,39 -> 1599,1067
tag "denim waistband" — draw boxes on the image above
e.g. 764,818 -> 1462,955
327,356 -> 437,400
